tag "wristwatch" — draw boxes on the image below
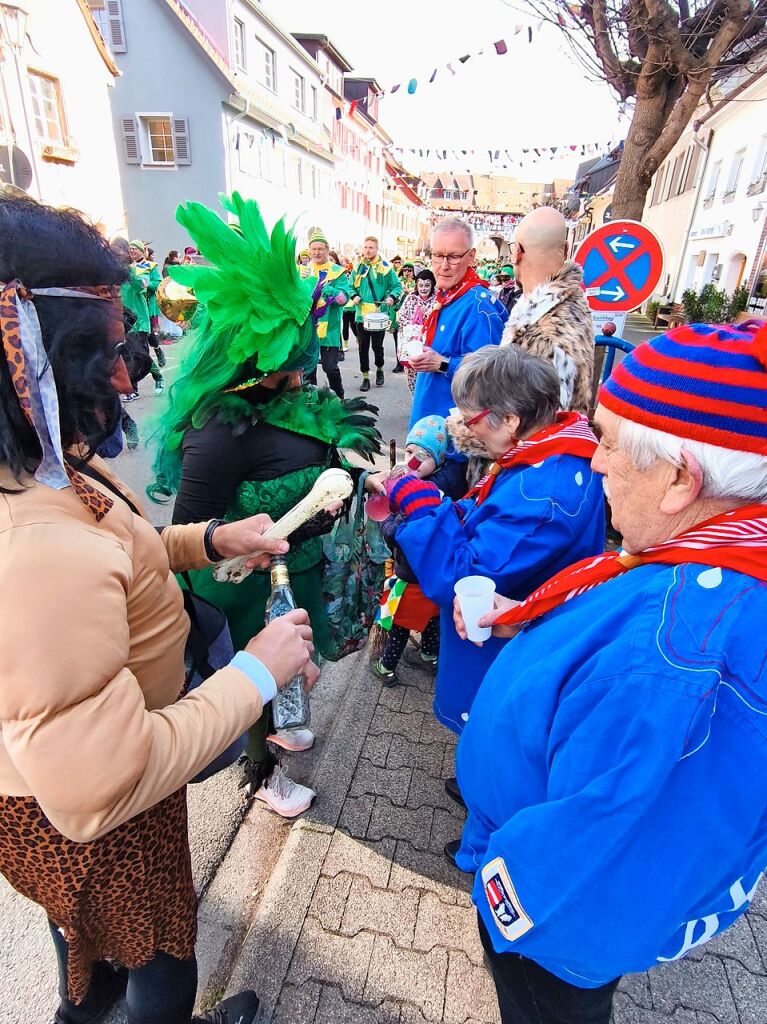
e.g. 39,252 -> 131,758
438,360 -> 449,373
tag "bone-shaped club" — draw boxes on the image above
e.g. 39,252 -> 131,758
212,468 -> 354,584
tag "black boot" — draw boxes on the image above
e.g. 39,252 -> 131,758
360,377 -> 371,392
53,962 -> 128,1024
375,368 -> 384,387
193,991 -> 261,1023
444,776 -> 466,808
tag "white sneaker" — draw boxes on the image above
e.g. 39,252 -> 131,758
267,728 -> 315,752
252,765 -> 315,817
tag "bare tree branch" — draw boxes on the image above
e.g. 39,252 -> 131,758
512,0 -> 767,218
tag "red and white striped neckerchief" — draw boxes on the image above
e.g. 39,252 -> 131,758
466,412 -> 598,506
423,268 -> 483,347
494,503 -> 767,627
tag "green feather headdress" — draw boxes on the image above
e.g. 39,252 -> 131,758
148,193 -> 381,501
169,191 -> 317,373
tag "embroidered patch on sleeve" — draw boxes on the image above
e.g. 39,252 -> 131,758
482,857 -> 534,942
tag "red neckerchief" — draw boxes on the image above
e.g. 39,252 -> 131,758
424,268 -> 483,347
494,503 -> 767,627
465,412 -> 598,506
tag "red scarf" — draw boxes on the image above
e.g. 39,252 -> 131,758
495,503 -> 767,627
466,412 -> 598,506
424,268 -> 483,347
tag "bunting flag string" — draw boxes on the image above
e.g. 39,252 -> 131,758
384,138 -> 621,170
332,24 -> 545,120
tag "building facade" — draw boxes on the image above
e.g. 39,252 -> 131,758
644,66 -> 767,308
98,0 -> 336,257
91,2 -> 426,261
0,0 -> 124,236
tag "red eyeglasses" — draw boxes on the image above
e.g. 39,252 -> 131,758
464,408 -> 492,427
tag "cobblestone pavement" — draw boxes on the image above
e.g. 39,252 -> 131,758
229,649 -> 767,1024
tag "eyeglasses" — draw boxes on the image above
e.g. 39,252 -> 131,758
498,276 -> 511,282
431,248 -> 472,266
464,408 -> 492,427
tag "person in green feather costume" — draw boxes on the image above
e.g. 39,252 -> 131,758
150,193 -> 382,817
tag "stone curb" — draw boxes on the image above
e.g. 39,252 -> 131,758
223,648 -> 385,1021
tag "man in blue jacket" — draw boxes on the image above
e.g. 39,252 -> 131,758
409,218 -> 507,433
453,323 -> 767,1023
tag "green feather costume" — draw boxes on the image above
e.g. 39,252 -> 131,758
150,193 -> 381,786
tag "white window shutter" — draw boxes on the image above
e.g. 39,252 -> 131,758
121,117 -> 141,164
106,0 -> 127,52
172,117 -> 191,165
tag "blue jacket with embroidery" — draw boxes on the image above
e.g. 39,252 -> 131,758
456,561 -> 767,987
395,454 -> 605,733
409,284 -> 507,443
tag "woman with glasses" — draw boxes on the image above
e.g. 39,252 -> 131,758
388,345 -> 605,758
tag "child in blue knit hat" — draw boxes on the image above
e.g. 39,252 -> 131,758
373,415 -> 457,684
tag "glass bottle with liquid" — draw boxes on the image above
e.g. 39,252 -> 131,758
265,556 -> 311,730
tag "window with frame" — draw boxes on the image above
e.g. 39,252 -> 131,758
145,116 -> 174,163
233,18 -> 247,71
291,69 -> 305,112
705,161 -> 722,201
649,164 -> 666,206
682,144 -> 702,193
724,149 -> 745,197
122,114 -> 190,167
311,85 -> 318,121
258,39 -> 276,91
749,135 -> 767,192
27,71 -> 67,145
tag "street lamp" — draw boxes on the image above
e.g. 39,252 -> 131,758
0,2 -> 28,52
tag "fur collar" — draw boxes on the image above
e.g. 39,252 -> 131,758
446,409 -> 491,459
505,261 -> 585,333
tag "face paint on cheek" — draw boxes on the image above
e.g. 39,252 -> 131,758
407,455 -> 422,471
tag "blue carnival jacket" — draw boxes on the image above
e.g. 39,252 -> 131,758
409,284 -> 507,445
456,561 -> 767,987
396,454 -> 605,733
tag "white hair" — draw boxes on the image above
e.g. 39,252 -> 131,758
619,419 -> 767,502
431,216 -> 475,249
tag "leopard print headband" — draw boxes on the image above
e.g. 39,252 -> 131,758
0,279 -> 122,521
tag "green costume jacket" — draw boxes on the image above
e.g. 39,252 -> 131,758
120,266 -> 151,334
304,261 -> 350,349
133,260 -> 162,318
351,256 -> 402,323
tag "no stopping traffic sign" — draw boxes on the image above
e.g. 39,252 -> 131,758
574,220 -> 664,313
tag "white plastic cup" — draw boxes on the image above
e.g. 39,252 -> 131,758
454,576 -> 496,643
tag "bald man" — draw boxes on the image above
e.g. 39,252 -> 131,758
501,208 -> 594,414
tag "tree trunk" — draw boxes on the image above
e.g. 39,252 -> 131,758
611,86 -> 671,220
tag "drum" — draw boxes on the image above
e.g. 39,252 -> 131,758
362,310 -> 390,332
156,277 -> 198,324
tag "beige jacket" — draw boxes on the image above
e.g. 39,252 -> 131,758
0,458 -> 265,842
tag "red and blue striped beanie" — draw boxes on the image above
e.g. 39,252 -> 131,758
599,323 -> 767,455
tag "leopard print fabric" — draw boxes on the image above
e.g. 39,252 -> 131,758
0,279 -> 114,521
0,789 -> 197,1004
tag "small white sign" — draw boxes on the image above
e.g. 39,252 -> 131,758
592,311 -> 627,338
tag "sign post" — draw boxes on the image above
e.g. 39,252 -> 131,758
574,220 -> 664,335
